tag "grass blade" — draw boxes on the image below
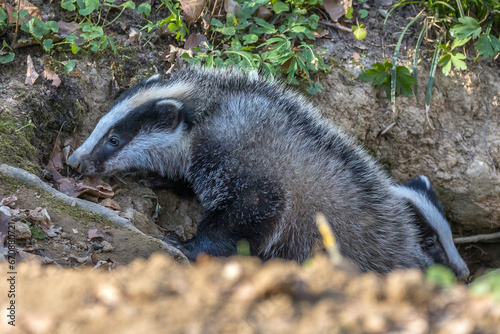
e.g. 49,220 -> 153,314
391,12 -> 423,113
425,43 -> 441,129
413,24 -> 426,104
455,0 -> 465,18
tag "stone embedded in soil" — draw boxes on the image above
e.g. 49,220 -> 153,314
14,221 -> 31,239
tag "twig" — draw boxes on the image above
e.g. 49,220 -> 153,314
318,20 -> 352,33
379,122 -> 396,136
483,99 -> 498,175
454,231 -> 500,244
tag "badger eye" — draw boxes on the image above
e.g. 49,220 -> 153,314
424,238 -> 435,250
108,137 -> 119,147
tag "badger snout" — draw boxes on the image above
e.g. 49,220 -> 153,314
67,152 -> 96,175
67,153 -> 81,170
455,265 -> 470,279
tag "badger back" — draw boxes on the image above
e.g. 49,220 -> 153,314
392,175 -> 469,278
67,76 -> 194,177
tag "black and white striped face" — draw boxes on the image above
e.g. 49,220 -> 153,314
67,76 -> 194,177
392,175 -> 469,278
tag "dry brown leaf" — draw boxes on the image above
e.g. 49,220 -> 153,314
88,229 -> 112,242
323,0 -> 352,22
45,226 -> 62,238
100,198 -> 122,211
67,254 -> 92,266
1,2 -> 15,24
0,195 -> 18,208
184,33 -> 208,50
25,55 -> 39,86
56,177 -> 79,197
48,134 -> 63,171
224,0 -> 241,16
178,0 -> 206,23
256,5 -> 272,20
19,0 -> 41,20
42,68 -> 62,87
56,176 -> 114,202
28,207 -> 52,229
58,20 -> 79,36
94,258 -> 116,271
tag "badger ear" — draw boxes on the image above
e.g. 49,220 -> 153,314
155,100 -> 182,129
418,175 -> 432,190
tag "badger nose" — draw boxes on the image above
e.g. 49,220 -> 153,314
67,153 -> 80,170
456,267 -> 470,279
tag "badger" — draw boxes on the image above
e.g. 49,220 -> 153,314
67,67 -> 468,276
391,175 -> 469,278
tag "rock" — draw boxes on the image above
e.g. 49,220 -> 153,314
101,240 -> 114,252
15,221 -> 31,239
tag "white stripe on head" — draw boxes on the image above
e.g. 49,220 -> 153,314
72,82 -> 193,159
391,185 -> 468,275
419,175 -> 431,190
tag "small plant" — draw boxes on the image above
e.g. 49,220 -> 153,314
469,269 -> 500,302
426,264 -> 456,289
360,0 -> 500,112
26,221 -> 46,240
178,1 -> 329,93
359,60 -> 416,99
143,0 -> 188,40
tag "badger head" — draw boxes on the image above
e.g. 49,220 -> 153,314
67,75 -> 193,178
392,175 -> 470,278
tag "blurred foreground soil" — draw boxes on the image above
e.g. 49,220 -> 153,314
1,254 -> 499,334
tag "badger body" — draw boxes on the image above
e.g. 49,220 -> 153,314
68,67 -> 467,275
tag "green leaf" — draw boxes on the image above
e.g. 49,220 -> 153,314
426,265 -> 456,289
438,54 -> 452,76
18,9 -> 29,19
211,18 -> 223,27
79,6 -> 96,16
138,3 -> 151,16
307,82 -> 323,94
352,25 -> 367,40
45,21 -> 59,33
290,25 -> 307,33
242,34 -> 258,45
61,0 -> 76,11
22,17 -> 50,40
450,16 -> 481,40
71,40 -> 80,54
469,270 -> 500,302
42,39 -> 54,51
359,9 -> 369,18
108,36 -> 117,54
226,13 -> 237,27
475,34 -> 500,58
121,1 -> 136,9
64,59 -> 76,73
0,8 -> 7,22
450,37 -> 470,50
345,7 -> 353,19
450,52 -> 467,70
0,52 -> 15,64
220,26 -> 235,36
273,1 -> 289,14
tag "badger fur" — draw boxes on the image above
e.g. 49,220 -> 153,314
67,67 -> 467,275
391,175 -> 469,278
